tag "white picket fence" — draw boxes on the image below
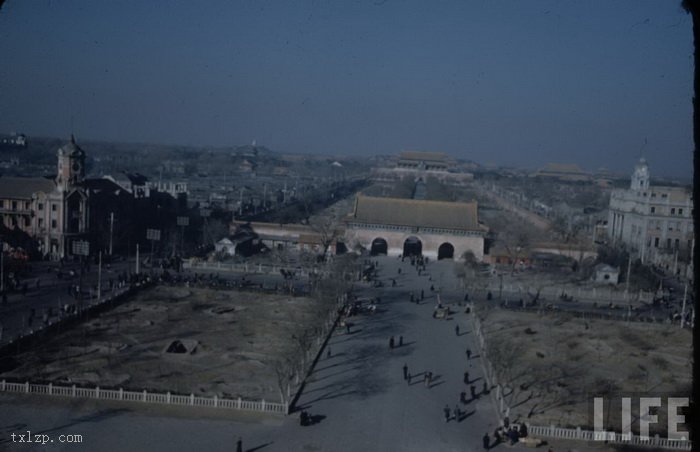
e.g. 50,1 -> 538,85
184,260 -> 329,277
526,424 -> 691,450
0,380 -> 287,415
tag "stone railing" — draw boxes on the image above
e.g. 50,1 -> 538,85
526,424 -> 691,451
0,380 -> 286,415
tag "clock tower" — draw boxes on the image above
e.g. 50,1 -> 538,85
56,134 -> 86,191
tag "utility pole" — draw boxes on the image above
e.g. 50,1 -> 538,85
109,212 -> 114,256
97,251 -> 102,302
624,255 -> 632,302
239,188 -> 245,217
680,283 -> 688,329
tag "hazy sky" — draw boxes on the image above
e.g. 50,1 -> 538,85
0,0 -> 693,177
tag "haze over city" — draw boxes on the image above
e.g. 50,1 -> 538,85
0,0 -> 694,178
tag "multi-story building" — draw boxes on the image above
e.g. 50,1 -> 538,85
371,151 -> 473,186
0,136 -> 132,259
607,158 -> 694,274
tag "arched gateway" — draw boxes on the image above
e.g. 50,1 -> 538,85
344,195 -> 488,261
370,238 -> 388,255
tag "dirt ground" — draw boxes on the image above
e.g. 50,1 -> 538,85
1,286 -> 323,402
477,306 -> 692,434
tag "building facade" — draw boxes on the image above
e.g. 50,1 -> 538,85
0,136 -> 133,259
371,151 -> 473,186
607,158 -> 693,274
344,195 -> 487,260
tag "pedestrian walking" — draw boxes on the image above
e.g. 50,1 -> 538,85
430,284 -> 434,291
407,372 -> 411,384
466,348 -> 472,359
454,405 -> 461,421
444,404 -> 451,422
455,324 -> 460,336
483,432 -> 490,450
470,384 -> 477,399
403,363 -> 408,380
464,371 -> 469,384
420,289 -> 424,300
460,391 -> 467,404
483,380 -> 489,394
236,437 -> 243,452
389,336 -> 395,350
397,335 -> 403,346
464,292 -> 469,302
410,293 -> 415,303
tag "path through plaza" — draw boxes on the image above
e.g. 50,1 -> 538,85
0,255 -> 501,451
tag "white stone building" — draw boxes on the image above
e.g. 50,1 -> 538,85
607,158 -> 693,275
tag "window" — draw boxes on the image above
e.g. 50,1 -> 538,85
38,218 -> 44,228
24,217 -> 30,227
671,208 -> 676,215
654,237 -> 659,247
51,219 -> 57,229
38,203 -> 44,210
667,238 -> 672,249
651,192 -> 657,198
650,206 -> 655,214
679,208 -> 683,215
51,204 -> 57,212
675,239 -> 679,249
11,201 -> 17,210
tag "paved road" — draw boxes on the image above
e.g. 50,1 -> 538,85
0,259 -> 136,346
0,255 -> 502,451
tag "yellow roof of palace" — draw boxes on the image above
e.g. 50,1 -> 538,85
351,195 -> 482,231
398,151 -> 449,162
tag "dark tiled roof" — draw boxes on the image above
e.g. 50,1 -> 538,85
83,178 -> 125,193
0,176 -> 55,199
351,195 -> 482,231
398,151 -> 449,162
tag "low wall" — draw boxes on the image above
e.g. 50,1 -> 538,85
0,379 -> 286,415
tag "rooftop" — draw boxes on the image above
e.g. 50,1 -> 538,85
350,195 -> 484,231
0,176 -> 55,199
398,151 -> 449,162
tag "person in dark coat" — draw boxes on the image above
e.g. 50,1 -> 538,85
236,437 -> 243,452
466,348 -> 472,359
460,391 -> 467,404
403,363 -> 408,380
455,324 -> 460,336
389,336 -> 395,350
464,371 -> 470,384
398,336 -> 403,347
444,404 -> 451,422
483,433 -> 490,450
420,289 -> 424,300
470,384 -> 477,399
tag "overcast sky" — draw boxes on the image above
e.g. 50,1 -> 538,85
0,0 -> 693,178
